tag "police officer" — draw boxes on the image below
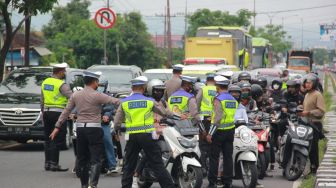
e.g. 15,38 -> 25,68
50,71 -> 120,188
196,73 -> 217,175
168,75 -> 202,124
207,75 -> 237,188
41,62 -> 72,171
164,64 -> 184,100
114,76 -> 181,188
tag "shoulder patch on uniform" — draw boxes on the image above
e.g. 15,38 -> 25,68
170,97 -> 182,104
43,84 -> 54,91
128,101 -> 147,109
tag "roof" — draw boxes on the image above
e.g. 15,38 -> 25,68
33,47 -> 52,56
88,65 -> 142,71
252,37 -> 271,47
198,26 -> 248,32
144,69 -> 172,73
4,32 -> 45,49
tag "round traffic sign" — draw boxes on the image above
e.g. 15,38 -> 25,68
94,8 -> 117,29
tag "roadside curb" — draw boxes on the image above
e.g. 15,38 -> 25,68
315,112 -> 336,187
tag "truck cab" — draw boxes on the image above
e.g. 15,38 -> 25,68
286,50 -> 313,73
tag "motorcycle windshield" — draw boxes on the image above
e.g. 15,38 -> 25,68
173,119 -> 199,136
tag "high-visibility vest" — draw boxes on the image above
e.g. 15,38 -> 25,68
41,77 -> 68,109
211,92 -> 238,130
121,93 -> 155,134
168,89 -> 194,115
200,86 -> 217,116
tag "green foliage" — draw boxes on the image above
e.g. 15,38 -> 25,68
40,53 -> 57,66
187,9 -> 253,36
299,137 -> 327,188
11,0 -> 58,15
44,1 -> 163,69
313,48 -> 329,65
254,24 -> 292,53
42,0 -> 91,39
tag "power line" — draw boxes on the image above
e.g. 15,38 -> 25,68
258,4 -> 336,14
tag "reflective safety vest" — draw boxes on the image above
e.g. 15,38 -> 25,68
239,49 -> 250,69
211,92 -> 238,130
41,77 -> 68,109
121,93 -> 155,134
168,89 -> 194,115
200,85 -> 217,116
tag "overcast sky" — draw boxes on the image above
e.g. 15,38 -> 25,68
13,0 -> 336,49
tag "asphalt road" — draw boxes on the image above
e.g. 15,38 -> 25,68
0,140 -> 295,188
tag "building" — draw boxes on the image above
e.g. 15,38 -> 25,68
151,35 -> 184,48
5,32 -> 52,69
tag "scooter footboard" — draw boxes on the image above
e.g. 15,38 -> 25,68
292,144 -> 309,157
181,156 -> 201,173
237,151 -> 257,162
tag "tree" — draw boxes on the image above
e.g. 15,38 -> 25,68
187,9 -> 253,36
252,24 -> 292,54
0,0 -> 57,81
45,8 -> 163,69
313,48 -> 328,65
42,0 -> 90,39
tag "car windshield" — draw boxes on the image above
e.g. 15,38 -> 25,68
0,72 -> 50,94
0,93 -> 40,104
94,69 -> 133,86
289,58 -> 309,67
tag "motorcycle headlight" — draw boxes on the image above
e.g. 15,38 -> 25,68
177,137 -> 197,149
240,128 -> 252,144
297,126 -> 307,138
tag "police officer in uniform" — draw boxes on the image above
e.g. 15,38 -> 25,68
196,73 -> 217,175
114,76 -> 181,188
41,62 -> 72,171
164,64 -> 184,100
50,71 -> 120,188
206,75 -> 238,188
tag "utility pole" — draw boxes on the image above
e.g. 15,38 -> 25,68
253,0 -> 256,28
164,6 -> 167,48
167,0 -> 173,68
184,0 -> 188,38
103,0 -> 110,65
301,18 -> 304,50
116,43 -> 120,65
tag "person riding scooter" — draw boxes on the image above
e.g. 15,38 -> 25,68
239,83 -> 257,113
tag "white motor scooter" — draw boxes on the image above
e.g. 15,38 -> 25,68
137,118 -> 203,188
233,120 -> 259,188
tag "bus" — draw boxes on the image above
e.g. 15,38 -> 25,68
252,37 -> 272,69
196,26 -> 253,70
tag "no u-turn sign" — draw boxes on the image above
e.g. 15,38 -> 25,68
94,8 -> 117,29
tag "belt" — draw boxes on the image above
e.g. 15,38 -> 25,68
44,107 -> 64,112
126,125 -> 155,132
76,122 -> 101,128
218,123 -> 234,129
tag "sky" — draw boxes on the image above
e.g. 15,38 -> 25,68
11,0 -> 336,49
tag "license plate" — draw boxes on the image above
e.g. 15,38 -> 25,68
8,127 -> 30,134
291,138 -> 309,146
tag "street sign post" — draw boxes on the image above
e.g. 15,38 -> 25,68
94,8 -> 116,29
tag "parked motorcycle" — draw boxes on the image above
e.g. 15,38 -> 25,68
233,120 -> 259,188
277,104 -> 314,181
137,118 -> 203,188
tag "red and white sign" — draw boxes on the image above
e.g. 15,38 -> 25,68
94,8 -> 116,29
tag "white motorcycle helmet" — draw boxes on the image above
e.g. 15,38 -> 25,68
147,79 -> 165,96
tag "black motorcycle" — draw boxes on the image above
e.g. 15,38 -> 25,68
277,103 -> 314,181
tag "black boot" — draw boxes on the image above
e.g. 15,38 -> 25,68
79,166 -> 89,187
89,164 -> 101,188
50,162 -> 69,172
44,161 -> 51,171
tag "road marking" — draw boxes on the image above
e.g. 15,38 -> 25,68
0,143 -> 21,149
